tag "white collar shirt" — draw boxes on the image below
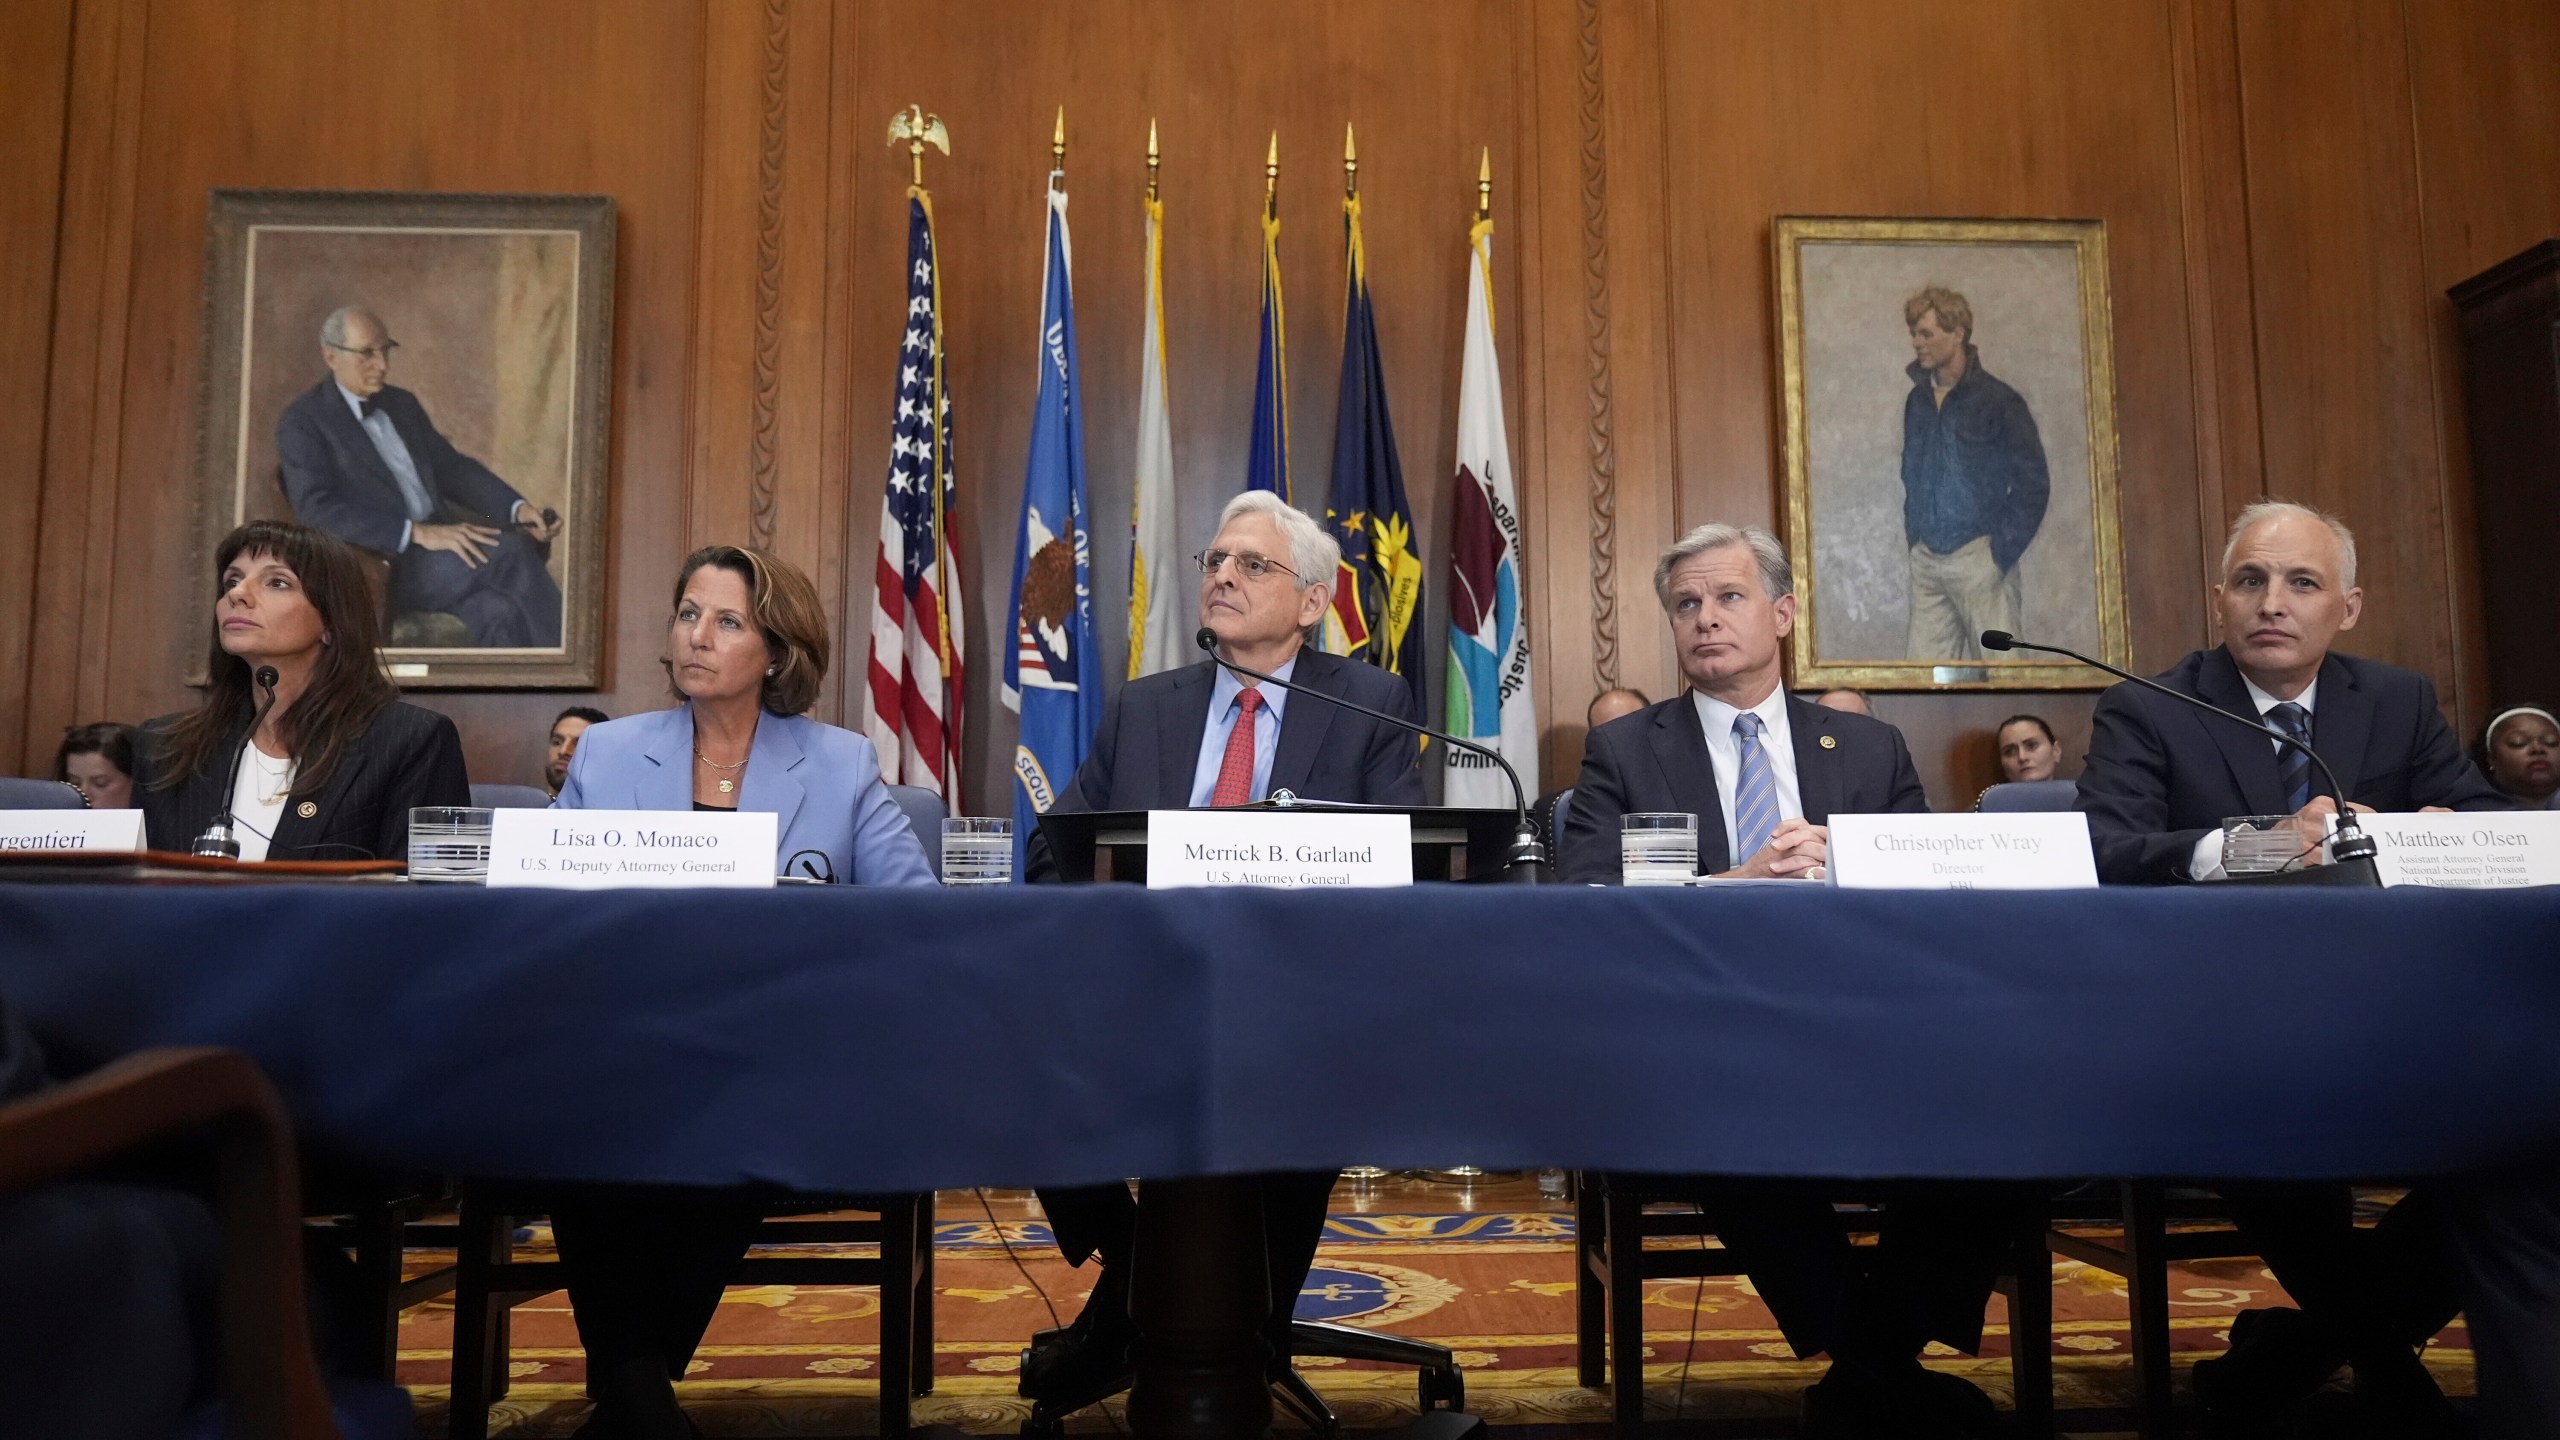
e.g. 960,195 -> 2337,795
1689,684 -> 1802,861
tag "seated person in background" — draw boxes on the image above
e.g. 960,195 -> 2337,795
1564,525 -> 2016,1437
2480,706 -> 2560,809
2078,500 -> 2500,1435
548,544 -> 932,1440
274,305 -> 564,648
53,722 -> 139,808
1530,687 -> 1648,851
1994,714 -> 2060,783
1020,490 -> 1423,1402
134,520 -> 470,861
1812,686 -> 1871,716
1561,523 -> 1927,884
2075,499 -> 2499,886
544,705 -> 608,797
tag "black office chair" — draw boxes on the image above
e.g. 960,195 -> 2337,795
1019,1267 -> 1468,1437
886,783 -> 947,880
1575,1173 -> 2054,1437
0,778 -> 89,809
445,1188 -> 935,1440
1974,779 -> 2079,813
468,783 -> 553,810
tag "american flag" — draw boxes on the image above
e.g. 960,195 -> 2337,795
864,194 -> 965,809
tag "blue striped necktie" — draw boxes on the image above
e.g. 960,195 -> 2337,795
1731,713 -> 1781,860
2267,701 -> 2313,811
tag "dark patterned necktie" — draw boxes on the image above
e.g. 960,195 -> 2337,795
2267,701 -> 2313,811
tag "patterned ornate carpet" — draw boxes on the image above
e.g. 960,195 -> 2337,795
396,1194 -> 2472,1438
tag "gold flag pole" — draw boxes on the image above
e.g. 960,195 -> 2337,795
1343,122 -> 1359,200
1476,146 -> 1492,223
1051,105 -> 1066,191
885,103 -> 955,683
1264,130 -> 1280,223
1146,118 -> 1160,204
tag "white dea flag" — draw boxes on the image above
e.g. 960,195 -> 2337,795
1126,185 -> 1185,679
1442,201 -> 1535,806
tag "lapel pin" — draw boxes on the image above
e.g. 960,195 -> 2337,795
1819,734 -> 1837,750
297,800 -> 318,818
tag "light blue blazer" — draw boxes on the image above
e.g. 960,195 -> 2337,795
555,705 -> 936,887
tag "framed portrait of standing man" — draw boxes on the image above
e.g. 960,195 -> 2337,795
193,189 -> 614,688
1775,217 -> 2127,690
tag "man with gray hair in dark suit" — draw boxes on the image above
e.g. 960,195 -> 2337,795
1562,523 -> 2024,1438
274,304 -> 564,647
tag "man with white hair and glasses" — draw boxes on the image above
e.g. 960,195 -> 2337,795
1020,490 -> 1425,1402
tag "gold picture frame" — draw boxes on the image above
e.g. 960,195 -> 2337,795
192,189 -> 615,689
1775,216 -> 2127,690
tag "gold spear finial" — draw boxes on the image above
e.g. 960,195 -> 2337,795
1476,147 -> 1492,221
886,104 -> 950,188
1264,131 -> 1280,221
1052,106 -> 1066,184
1146,118 -> 1161,203
1343,122 -> 1359,199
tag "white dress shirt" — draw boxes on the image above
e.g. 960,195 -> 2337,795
228,740 -> 295,864
338,384 -> 526,551
1690,684 -> 1802,863
2187,675 -> 2320,881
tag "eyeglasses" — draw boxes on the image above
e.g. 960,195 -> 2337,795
1194,549 -> 1298,582
325,340 -> 400,363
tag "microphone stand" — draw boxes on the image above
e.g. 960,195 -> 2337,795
1195,630 -> 1550,882
1979,630 -> 2380,885
192,665 -> 282,860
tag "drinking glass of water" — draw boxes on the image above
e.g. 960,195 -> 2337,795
1620,812 -> 1699,886
409,806 -> 495,883
941,816 -> 1013,886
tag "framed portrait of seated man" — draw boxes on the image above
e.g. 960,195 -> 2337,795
1774,216 -> 2128,691
193,189 -> 615,688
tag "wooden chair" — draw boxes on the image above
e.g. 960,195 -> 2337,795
0,1046 -> 340,1440
2046,1182 -> 2256,1440
1575,1173 -> 2053,1438
443,1188 -> 935,1440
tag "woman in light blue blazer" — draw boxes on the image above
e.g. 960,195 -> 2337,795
555,544 -> 934,885
548,543 -> 933,1435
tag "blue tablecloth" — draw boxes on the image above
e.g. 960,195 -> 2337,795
2,883 -> 2556,1192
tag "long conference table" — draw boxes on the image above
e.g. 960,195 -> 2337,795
6,880 -> 2560,1436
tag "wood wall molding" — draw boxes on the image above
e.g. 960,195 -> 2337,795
749,0 -> 789,549
1571,0 -> 1621,691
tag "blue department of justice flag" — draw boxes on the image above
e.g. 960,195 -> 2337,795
1001,185 -> 1102,872
1244,207 -> 1291,502
1318,192 -> 1424,714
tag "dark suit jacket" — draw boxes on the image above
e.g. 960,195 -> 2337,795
2075,646 -> 2506,885
1027,648 -> 1427,880
1560,692 -> 1930,883
274,380 -> 528,558
135,701 -> 471,863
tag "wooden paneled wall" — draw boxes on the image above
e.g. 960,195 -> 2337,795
7,0 -> 2559,813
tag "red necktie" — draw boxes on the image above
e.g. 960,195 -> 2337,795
1209,689 -> 1265,806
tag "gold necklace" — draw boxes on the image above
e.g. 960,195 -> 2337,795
249,745 -> 295,806
694,749 -> 748,795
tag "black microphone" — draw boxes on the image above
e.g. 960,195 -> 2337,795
1978,630 -> 2379,875
1194,628 -> 1548,881
192,664 -> 282,860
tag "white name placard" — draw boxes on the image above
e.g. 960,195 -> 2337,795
2370,811 -> 2560,888
1827,812 -> 2099,890
1145,809 -> 1414,889
0,809 -> 145,854
488,808 -> 777,888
